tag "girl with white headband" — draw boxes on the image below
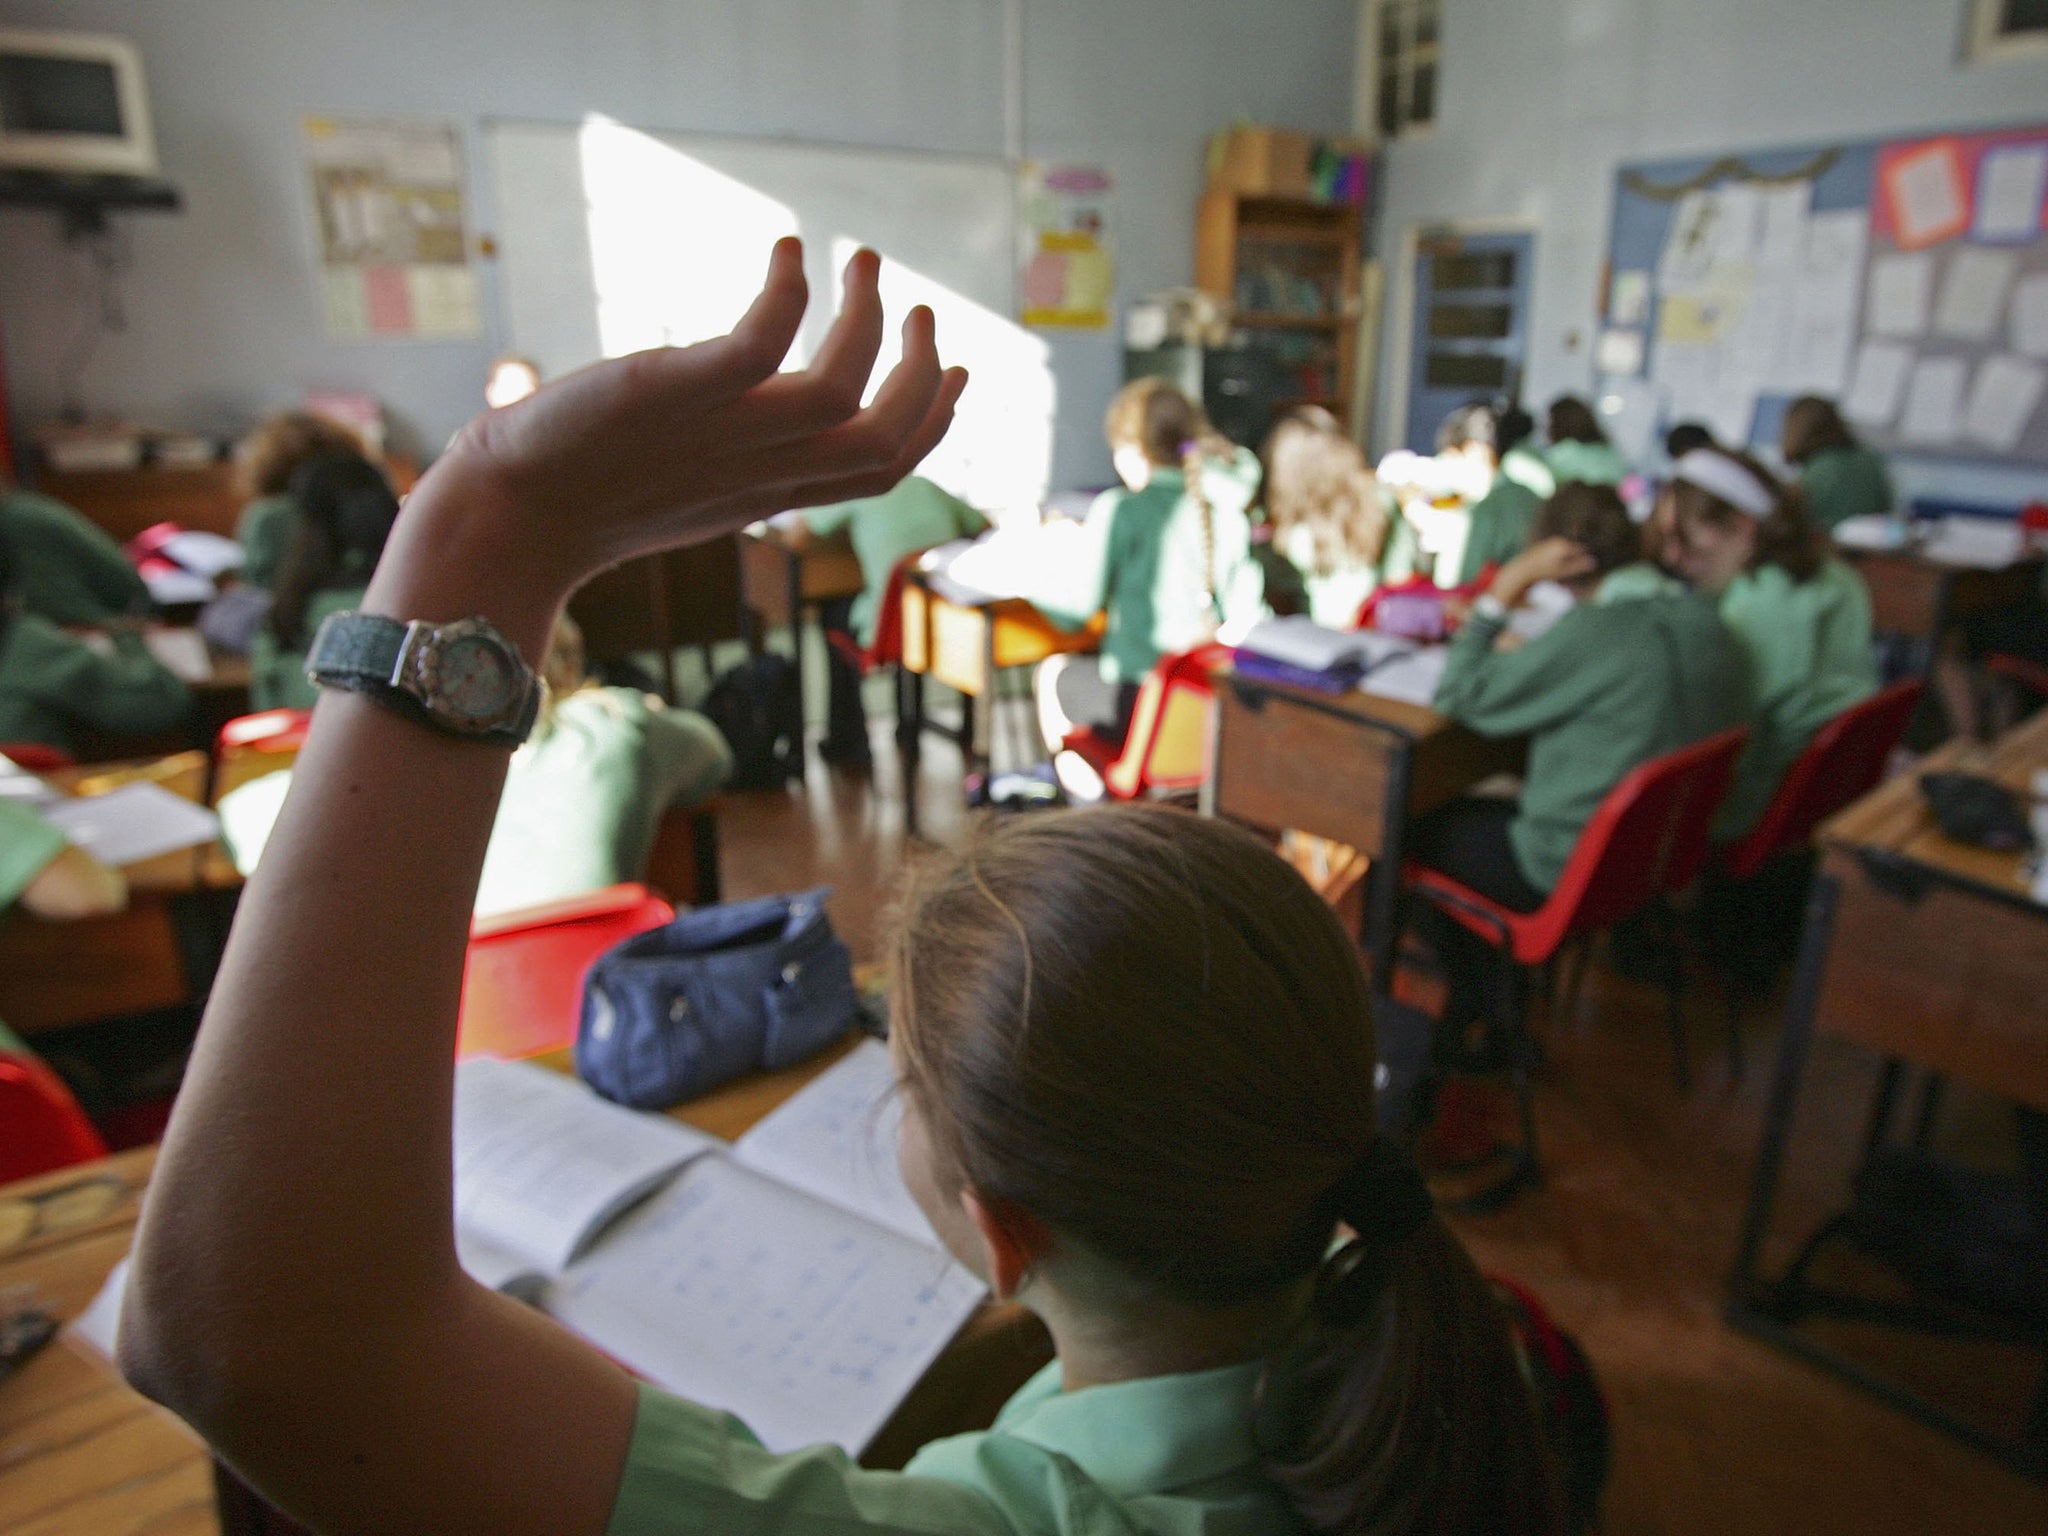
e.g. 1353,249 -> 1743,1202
1667,446 -> 1877,843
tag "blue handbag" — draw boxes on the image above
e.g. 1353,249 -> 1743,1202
574,887 -> 858,1109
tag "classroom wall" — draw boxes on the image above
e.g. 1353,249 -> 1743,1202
0,0 -> 1356,492
1371,0 -> 2048,506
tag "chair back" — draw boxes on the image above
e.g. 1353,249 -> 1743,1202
213,708 -> 312,802
1,743 -> 75,773
0,1052 -> 108,1184
1103,644 -> 1229,798
1528,727 -> 1750,955
1986,652 -> 2048,703
1720,681 -> 1924,880
457,883 -> 675,1061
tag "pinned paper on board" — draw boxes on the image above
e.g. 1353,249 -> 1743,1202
1018,164 -> 1114,329
1932,246 -> 2019,343
1778,208 -> 1867,394
1864,251 -> 1934,338
1657,190 -> 1721,291
1842,339 -> 1914,428
1756,181 -> 1811,274
1897,355 -> 1968,445
1596,328 -> 1645,377
1962,354 -> 2048,452
1973,143 -> 2048,243
1657,292 -> 1725,346
1881,139 -> 1970,250
2013,273 -> 2048,359
1609,269 -> 1652,327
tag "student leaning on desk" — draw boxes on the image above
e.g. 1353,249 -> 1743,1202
116,241 -> 1561,1536
0,481 -> 150,626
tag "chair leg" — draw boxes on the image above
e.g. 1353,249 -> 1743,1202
1660,899 -> 1692,1093
1444,960 -> 1542,1215
1722,974 -> 1746,1082
1557,934 -> 1590,1026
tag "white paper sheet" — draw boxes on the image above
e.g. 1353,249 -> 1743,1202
1974,144 -> 2048,242
1961,354 -> 2048,453
732,1039 -> 938,1248
140,566 -> 215,606
1712,182 -> 1763,264
1237,616 -> 1412,675
1923,515 -> 2025,570
1932,247 -> 2019,343
1866,251 -> 1934,338
67,1257 -> 128,1360
1833,515 -> 1912,552
452,1056 -> 719,1279
160,530 -> 244,578
1780,210 -> 1869,392
2013,273 -> 2048,359
1756,182 -> 1811,274
1898,356 -> 1968,445
1886,142 -> 1967,248
142,627 -> 214,684
1359,645 -> 1449,707
1658,190 -> 1720,292
1842,340 -> 1915,428
545,1157 -> 985,1455
42,783 -> 221,868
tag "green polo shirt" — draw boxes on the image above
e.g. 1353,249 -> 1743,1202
1456,477 -> 1543,586
609,1357 -> 1291,1536
806,478 -> 987,647
1543,440 -> 1626,488
1798,445 -> 1893,532
1,490 -> 148,626
248,586 -> 364,711
1715,559 -> 1878,839
0,614 -> 193,755
235,494 -> 297,590
1434,589 -> 1747,891
0,797 -> 69,910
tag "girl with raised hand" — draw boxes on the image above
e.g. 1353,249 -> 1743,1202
118,242 -> 1558,1536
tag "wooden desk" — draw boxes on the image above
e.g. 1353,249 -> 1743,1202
0,1047 -> 1050,1534
34,457 -> 420,545
1729,710 -> 2048,1474
1203,667 -> 1523,986
0,754 -> 242,1035
739,526 -> 866,779
568,540 -> 746,705
1842,544 -> 2045,655
897,571 -> 1104,786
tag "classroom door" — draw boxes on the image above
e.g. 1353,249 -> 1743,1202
1404,231 -> 1534,454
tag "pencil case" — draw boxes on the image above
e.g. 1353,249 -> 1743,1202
575,887 -> 858,1110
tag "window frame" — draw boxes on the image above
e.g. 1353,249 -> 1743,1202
1357,0 -> 1440,144
1962,0 -> 2048,64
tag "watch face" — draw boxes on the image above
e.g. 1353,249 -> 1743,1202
436,635 -> 517,723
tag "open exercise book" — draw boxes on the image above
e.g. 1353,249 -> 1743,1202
451,1043 -> 984,1455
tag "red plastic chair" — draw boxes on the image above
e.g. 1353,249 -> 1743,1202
1986,651 -> 2048,704
211,708 -> 313,803
1403,727 -> 1750,1202
0,743 -> 75,773
457,883 -> 675,1062
0,1050 -> 109,1184
1719,681 -> 1925,881
1062,643 -> 1230,799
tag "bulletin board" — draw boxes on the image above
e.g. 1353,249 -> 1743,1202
1599,123 -> 2048,466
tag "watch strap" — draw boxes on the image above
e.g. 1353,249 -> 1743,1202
305,611 -> 538,747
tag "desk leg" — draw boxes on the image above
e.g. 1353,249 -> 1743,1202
1364,740 -> 1417,993
900,665 -> 925,837
785,561 -> 808,780
1729,872 -> 1838,1298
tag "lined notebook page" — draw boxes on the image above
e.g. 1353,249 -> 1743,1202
546,1157 -> 985,1454
732,1039 -> 940,1247
453,1057 -> 718,1279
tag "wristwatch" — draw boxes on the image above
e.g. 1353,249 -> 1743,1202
304,612 -> 540,747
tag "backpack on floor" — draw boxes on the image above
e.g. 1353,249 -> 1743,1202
1490,1275 -> 1612,1535
701,654 -> 798,789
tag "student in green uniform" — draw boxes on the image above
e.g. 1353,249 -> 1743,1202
232,412 -> 371,590
117,257 -> 1560,1536
218,614 -> 731,917
1666,446 -> 1877,840
247,449 -> 400,710
1259,405 -> 1415,627
1542,396 -> 1627,488
1495,404 -> 1554,501
0,485 -> 148,625
1415,482 -> 1746,1036
0,532 -> 191,756
1034,379 -> 1264,791
796,474 -> 986,765
1779,395 -> 1893,532
1439,401 -> 1543,585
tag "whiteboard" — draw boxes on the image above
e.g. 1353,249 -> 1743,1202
485,118 -> 1052,510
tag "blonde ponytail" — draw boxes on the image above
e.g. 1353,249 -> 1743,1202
1183,437 -> 1220,623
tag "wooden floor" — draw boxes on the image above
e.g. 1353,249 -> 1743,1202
721,726 -> 2048,1536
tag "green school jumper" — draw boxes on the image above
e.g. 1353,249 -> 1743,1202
1,490 -> 149,625
1543,440 -> 1627,488
1456,477 -> 1543,586
235,495 -> 297,590
1715,560 -> 1878,839
609,1358 -> 1295,1536
0,615 -> 193,754
1434,590 -> 1747,891
1499,442 -> 1555,501
248,587 -> 364,711
1798,445 -> 1893,531
806,477 -> 987,647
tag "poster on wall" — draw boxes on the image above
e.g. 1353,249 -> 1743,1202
304,116 -> 482,341
1017,164 -> 1114,330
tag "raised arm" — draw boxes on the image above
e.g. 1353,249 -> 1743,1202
118,241 -> 964,1536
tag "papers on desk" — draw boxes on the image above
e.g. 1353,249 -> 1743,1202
1921,516 -> 2027,570
1238,616 -> 1413,676
42,783 -> 221,868
142,627 -> 214,684
138,564 -> 216,606
68,1256 -> 128,1361
159,530 -> 243,580
1834,514 -> 1915,552
1357,645 -> 1449,706
452,1049 -> 984,1454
